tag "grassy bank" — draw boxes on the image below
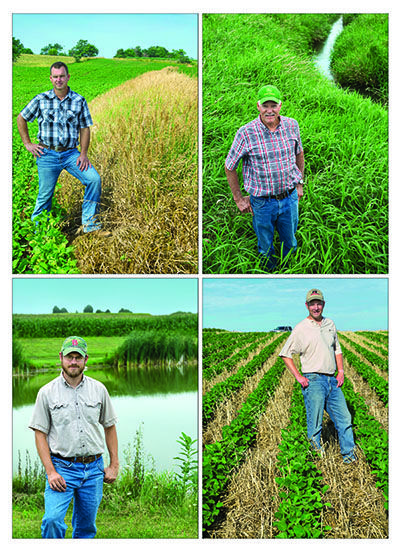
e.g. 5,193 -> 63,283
331,14 -> 388,105
13,430 -> 198,538
202,13 -> 388,274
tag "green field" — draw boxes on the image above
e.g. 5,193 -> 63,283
202,14 -> 388,274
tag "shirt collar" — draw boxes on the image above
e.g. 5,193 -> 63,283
61,371 -> 86,388
256,114 -> 282,132
306,316 -> 326,327
48,87 -> 71,101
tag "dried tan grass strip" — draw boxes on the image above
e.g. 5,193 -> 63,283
317,443 -> 388,538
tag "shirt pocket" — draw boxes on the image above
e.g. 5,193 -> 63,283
42,109 -> 56,123
322,328 -> 335,348
49,401 -> 72,426
83,400 -> 102,424
65,108 -> 80,125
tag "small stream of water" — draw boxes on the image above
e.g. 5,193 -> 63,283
313,16 -> 344,81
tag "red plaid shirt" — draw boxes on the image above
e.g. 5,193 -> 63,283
225,115 -> 303,197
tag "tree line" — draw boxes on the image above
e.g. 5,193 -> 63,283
53,305 -> 133,314
13,37 -> 191,63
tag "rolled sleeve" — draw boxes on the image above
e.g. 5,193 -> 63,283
20,96 -> 40,123
225,129 -> 248,171
29,388 -> 51,434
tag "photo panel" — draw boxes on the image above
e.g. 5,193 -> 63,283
202,277 -> 388,539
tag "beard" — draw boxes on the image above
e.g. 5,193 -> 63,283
61,358 -> 85,380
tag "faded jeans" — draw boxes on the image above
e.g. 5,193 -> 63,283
41,456 -> 105,538
301,373 -> 356,461
33,147 -> 102,232
250,187 -> 298,270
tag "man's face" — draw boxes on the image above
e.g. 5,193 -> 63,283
306,300 -> 325,322
60,351 -> 87,379
50,67 -> 70,93
257,100 -> 281,128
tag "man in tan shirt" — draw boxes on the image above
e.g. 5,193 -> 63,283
29,336 -> 119,538
280,289 -> 357,463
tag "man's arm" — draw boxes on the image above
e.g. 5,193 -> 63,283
103,425 -> 119,483
225,166 -> 253,214
281,356 -> 309,388
34,429 -> 67,491
76,127 -> 92,171
295,151 -> 305,200
16,114 -> 45,158
335,353 -> 344,387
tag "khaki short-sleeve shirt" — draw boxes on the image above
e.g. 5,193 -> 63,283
279,317 -> 342,374
29,373 -> 117,457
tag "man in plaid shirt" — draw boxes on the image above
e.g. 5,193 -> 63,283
17,61 -> 110,236
225,85 -> 304,270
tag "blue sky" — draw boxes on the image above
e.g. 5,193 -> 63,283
12,13 -> 198,59
13,278 -> 198,315
203,278 -> 388,332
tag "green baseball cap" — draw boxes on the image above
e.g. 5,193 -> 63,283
61,336 -> 87,357
306,289 -> 325,303
258,85 -> 282,104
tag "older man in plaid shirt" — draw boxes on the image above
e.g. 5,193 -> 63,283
17,61 -> 110,236
225,85 -> 304,270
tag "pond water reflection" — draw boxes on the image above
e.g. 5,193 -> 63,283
13,363 -> 198,475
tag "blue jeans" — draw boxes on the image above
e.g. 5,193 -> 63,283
41,456 -> 105,539
250,188 -> 298,270
33,148 -> 102,232
301,373 -> 356,461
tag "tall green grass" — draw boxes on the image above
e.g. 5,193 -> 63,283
202,13 -> 388,274
331,14 -> 388,105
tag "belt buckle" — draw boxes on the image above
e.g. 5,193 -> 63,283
55,145 -> 64,152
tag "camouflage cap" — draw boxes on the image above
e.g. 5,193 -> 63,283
61,336 -> 87,357
306,289 -> 325,303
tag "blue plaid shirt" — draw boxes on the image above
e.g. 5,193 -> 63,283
19,88 -> 93,149
225,115 -> 303,197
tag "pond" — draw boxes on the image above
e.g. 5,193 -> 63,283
313,16 -> 343,81
13,363 -> 198,475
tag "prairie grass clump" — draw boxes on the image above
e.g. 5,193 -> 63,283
58,67 -> 198,274
111,329 -> 198,368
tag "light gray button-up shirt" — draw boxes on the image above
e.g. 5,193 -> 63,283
279,317 -> 342,375
29,373 -> 117,457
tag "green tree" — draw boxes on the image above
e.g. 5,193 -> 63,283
69,39 -> 99,62
52,305 -> 61,313
83,304 -> 94,313
13,37 -> 34,62
40,43 -> 64,56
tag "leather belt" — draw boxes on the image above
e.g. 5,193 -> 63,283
40,143 -> 73,152
268,187 -> 295,201
51,452 -> 102,464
